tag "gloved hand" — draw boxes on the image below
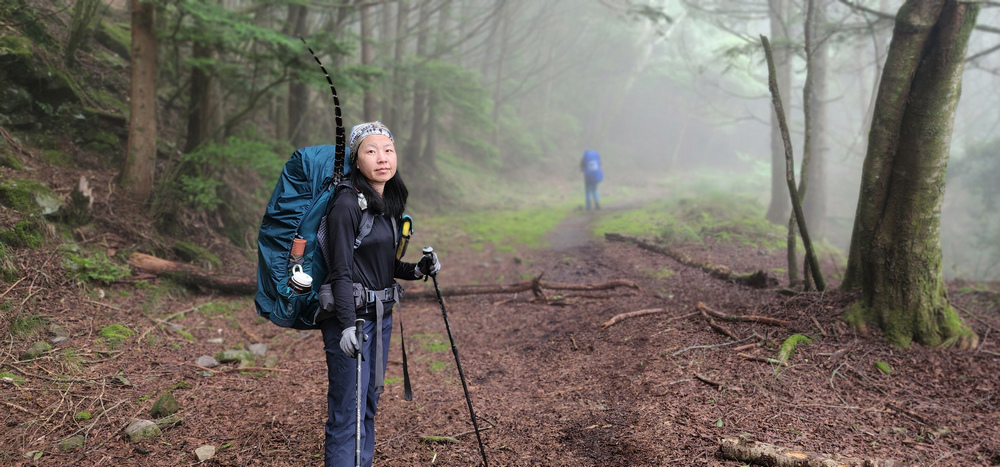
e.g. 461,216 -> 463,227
417,251 -> 441,277
340,326 -> 360,357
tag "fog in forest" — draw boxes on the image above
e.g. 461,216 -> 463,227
421,0 -> 998,280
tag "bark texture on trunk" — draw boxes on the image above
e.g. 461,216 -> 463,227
123,0 -> 157,202
184,41 -> 221,154
843,0 -> 979,349
765,0 -> 792,225
361,2 -> 377,121
287,5 -> 310,149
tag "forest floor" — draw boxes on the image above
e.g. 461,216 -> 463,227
3,166 -> 1000,466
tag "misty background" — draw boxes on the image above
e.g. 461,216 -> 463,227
40,0 -> 998,280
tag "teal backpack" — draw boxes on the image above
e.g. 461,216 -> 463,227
255,144 -> 349,329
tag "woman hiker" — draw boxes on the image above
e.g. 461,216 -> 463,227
318,121 -> 440,466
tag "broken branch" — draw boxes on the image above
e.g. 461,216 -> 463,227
718,437 -> 895,466
696,302 -> 791,327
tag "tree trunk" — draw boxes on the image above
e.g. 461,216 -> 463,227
379,1 -> 394,121
361,1 -> 377,121
122,0 -> 157,203
419,0 -> 452,176
184,40 -> 221,153
287,5 -> 311,149
765,0 -> 792,225
386,0 -> 409,131
843,0 -> 979,349
404,0 -> 432,177
803,0 -> 829,241
490,1 -> 511,147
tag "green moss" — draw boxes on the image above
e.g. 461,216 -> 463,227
98,324 -> 135,349
42,149 -> 72,167
0,34 -> 33,58
62,251 -> 130,284
592,193 -> 786,250
413,334 -> 449,353
174,241 -> 221,268
10,314 -> 47,336
429,361 -> 448,373
74,411 -> 92,421
0,243 -> 18,281
85,89 -> 127,114
0,178 -> 52,212
426,204 -> 573,254
0,138 -> 22,170
874,361 -> 893,375
775,334 -> 812,364
197,300 -> 242,318
0,371 -> 26,385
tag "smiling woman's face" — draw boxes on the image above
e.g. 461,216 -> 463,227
355,134 -> 397,192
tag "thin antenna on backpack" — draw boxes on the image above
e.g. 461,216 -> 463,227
300,37 -> 346,183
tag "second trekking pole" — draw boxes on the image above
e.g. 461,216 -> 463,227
423,247 -> 488,467
354,318 -> 367,467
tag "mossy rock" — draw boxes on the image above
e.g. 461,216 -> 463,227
56,435 -> 84,452
0,178 -> 52,212
0,138 -> 23,170
151,393 -> 180,418
19,341 -> 52,361
94,20 -> 131,60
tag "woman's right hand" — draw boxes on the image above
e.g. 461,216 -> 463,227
340,326 -> 359,357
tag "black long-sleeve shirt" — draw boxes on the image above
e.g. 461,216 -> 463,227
324,185 -> 421,331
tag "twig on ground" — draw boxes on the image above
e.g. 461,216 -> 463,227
602,309 -> 697,330
0,277 -> 26,299
177,361 -> 288,373
738,352 -> 785,366
700,309 -> 740,340
696,302 -> 792,327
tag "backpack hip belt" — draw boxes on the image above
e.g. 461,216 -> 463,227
355,282 -> 402,395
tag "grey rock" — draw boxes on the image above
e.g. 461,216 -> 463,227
195,356 -> 219,368
50,336 -> 69,344
49,324 -> 69,338
199,371 -> 213,377
206,337 -> 224,344
194,445 -> 216,462
125,419 -> 161,442
56,435 -> 84,452
248,343 -> 267,356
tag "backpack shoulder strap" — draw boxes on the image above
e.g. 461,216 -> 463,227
355,211 -> 375,250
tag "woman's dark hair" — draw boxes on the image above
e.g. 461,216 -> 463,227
349,168 -> 408,220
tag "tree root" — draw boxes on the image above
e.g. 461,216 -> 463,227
718,436 -> 896,466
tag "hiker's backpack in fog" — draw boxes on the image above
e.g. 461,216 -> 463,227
582,149 -> 603,183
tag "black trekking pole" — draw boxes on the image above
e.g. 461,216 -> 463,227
354,318 -> 367,467
423,247 -> 488,467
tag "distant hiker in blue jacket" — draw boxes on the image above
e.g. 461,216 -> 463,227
319,121 -> 440,467
581,149 -> 603,210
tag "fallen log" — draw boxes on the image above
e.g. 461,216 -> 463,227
696,302 -> 792,327
128,253 -> 256,295
604,233 -> 775,288
718,437 -> 895,466
406,277 -> 639,299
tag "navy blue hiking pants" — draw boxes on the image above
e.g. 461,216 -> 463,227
320,315 -> 393,467
585,180 -> 600,210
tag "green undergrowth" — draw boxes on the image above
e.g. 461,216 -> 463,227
422,204 -> 573,255
61,248 -> 130,284
593,191 -> 785,250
